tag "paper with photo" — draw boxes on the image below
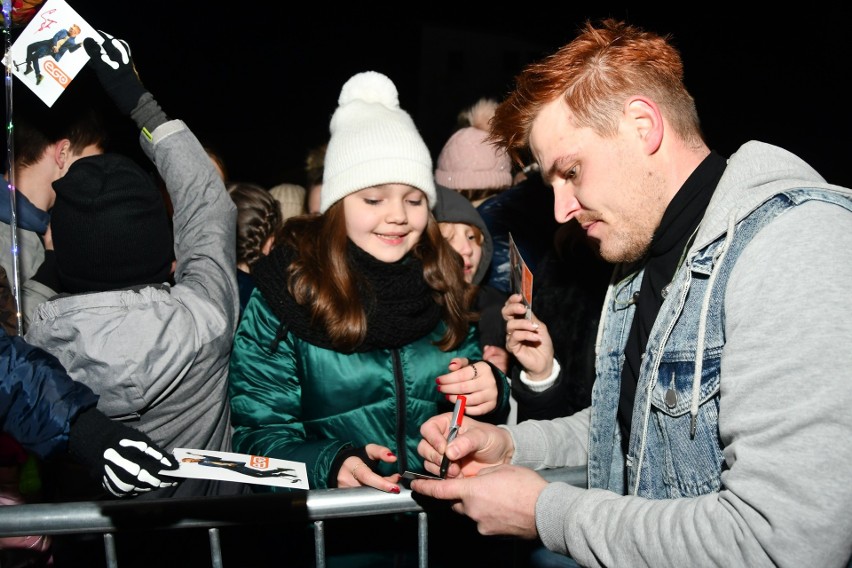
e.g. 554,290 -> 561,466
162,448 -> 310,490
509,232 -> 533,319
3,0 -> 100,107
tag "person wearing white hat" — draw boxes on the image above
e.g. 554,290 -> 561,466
230,69 -> 510,487
228,70 -> 513,564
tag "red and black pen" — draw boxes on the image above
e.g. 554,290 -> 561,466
439,395 -> 466,479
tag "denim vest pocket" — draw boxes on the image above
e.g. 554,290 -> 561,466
646,357 -> 724,498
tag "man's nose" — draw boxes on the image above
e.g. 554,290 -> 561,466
553,184 -> 581,224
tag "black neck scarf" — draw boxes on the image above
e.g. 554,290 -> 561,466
253,240 -> 443,353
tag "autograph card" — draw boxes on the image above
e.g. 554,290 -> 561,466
401,470 -> 442,481
163,448 -> 309,490
4,0 -> 101,107
509,232 -> 533,319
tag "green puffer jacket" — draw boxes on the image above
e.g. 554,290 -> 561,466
229,290 -> 510,490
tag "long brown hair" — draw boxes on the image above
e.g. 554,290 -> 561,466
275,202 -> 478,351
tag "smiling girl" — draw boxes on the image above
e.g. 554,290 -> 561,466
227,71 -> 510,498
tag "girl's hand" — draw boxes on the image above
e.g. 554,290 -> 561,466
502,294 -> 554,380
483,344 -> 510,374
337,443 -> 401,493
436,358 -> 498,416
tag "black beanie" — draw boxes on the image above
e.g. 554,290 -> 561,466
51,153 -> 174,293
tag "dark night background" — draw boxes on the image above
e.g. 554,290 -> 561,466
6,4 -> 851,190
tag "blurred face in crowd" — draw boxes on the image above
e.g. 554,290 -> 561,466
343,183 -> 428,263
439,222 -> 482,284
530,98 -> 665,264
306,183 -> 322,215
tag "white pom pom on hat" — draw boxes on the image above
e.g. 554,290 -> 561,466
337,70 -> 399,107
321,71 -> 436,214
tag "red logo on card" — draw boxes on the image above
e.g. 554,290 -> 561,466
43,60 -> 70,87
249,455 -> 269,469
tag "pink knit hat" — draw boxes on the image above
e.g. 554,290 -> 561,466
434,98 -> 513,191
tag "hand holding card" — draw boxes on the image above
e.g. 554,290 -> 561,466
509,233 -> 533,319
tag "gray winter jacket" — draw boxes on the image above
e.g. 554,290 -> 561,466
24,120 -> 240,497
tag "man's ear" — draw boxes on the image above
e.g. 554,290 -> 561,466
625,97 -> 663,155
53,139 -> 72,171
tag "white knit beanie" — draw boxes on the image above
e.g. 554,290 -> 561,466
321,71 -> 436,213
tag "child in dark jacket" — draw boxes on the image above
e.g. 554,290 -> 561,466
229,72 -> 511,567
433,184 -> 510,376
229,71 -> 510,494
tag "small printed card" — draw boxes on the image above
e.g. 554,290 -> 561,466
401,470 -> 442,481
4,0 -> 100,107
509,232 -> 533,319
162,448 -> 310,490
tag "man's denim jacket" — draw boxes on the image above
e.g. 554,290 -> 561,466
589,187 -> 852,498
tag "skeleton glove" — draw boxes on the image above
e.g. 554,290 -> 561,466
68,407 -> 180,497
83,31 -> 148,115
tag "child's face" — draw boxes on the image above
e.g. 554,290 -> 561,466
306,183 -> 322,216
439,222 -> 482,284
343,184 -> 429,263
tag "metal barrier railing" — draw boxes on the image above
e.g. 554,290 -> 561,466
0,466 -> 587,568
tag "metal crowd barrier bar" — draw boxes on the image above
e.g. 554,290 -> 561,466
0,466 -> 587,568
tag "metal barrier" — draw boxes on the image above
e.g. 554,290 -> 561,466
0,466 -> 587,568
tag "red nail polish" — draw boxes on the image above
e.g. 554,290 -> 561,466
387,452 -> 394,457
436,385 -> 442,393
390,486 -> 400,494
435,378 -> 441,385
445,394 -> 451,401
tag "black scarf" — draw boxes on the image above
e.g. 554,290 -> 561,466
253,241 -> 443,352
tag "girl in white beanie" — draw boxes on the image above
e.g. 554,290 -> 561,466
228,71 -> 510,501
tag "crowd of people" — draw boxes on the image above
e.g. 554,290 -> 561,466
1,15 -> 850,568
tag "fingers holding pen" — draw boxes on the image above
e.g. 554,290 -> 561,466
416,413 -> 504,480
417,427 -> 464,478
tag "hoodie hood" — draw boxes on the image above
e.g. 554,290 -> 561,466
433,184 -> 493,284
692,141 -> 842,252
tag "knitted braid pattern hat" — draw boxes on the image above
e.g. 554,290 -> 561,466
320,71 -> 436,213
269,183 -> 306,220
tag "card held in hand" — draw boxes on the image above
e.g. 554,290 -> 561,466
163,448 -> 309,490
508,232 -> 533,319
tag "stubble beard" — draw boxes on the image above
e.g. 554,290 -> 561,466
597,225 -> 652,263
597,171 -> 663,264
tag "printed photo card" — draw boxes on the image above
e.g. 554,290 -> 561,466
164,448 -> 310,490
4,0 -> 100,107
